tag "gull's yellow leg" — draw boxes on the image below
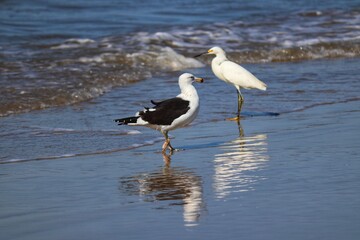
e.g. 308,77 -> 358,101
161,131 -> 175,153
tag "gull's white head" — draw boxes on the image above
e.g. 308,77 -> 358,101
179,73 -> 204,86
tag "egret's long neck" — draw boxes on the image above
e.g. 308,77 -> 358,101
213,52 -> 228,65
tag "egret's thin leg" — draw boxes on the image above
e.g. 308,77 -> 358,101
237,90 -> 244,116
227,88 -> 243,121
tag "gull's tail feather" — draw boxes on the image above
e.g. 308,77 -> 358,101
114,116 -> 139,125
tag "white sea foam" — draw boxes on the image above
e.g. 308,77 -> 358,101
78,56 -> 104,63
126,46 -> 204,71
78,53 -> 118,63
155,47 -> 204,70
67,38 -> 95,44
51,38 -> 96,49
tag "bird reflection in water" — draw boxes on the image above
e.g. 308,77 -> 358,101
119,153 -> 204,227
213,121 -> 269,199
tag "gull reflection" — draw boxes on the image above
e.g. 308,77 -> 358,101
119,153 -> 204,227
213,122 -> 269,199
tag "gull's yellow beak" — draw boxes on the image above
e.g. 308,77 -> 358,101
195,77 -> 204,83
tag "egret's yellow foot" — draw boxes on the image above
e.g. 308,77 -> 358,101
226,116 -> 240,121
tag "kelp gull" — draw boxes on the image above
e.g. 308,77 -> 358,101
114,73 -> 204,153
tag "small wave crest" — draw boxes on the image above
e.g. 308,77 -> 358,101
51,38 -> 96,49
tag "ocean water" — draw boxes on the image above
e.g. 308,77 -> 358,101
1,1 -> 360,239
1,0 -> 359,116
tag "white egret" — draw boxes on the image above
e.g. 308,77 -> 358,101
195,46 -> 266,120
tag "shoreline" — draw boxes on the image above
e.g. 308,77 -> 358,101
1,97 -> 359,165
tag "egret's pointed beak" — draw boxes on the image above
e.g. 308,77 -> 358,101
195,77 -> 204,83
194,52 -> 208,58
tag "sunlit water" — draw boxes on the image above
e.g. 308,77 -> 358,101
213,132 -> 269,198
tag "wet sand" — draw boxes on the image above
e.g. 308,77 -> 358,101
1,99 -> 359,240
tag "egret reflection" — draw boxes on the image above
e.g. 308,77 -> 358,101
213,123 -> 269,199
119,153 -> 204,227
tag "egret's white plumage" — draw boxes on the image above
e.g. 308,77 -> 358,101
196,46 -> 266,118
114,73 -> 204,153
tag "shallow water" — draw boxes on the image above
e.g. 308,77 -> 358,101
1,58 -> 359,163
